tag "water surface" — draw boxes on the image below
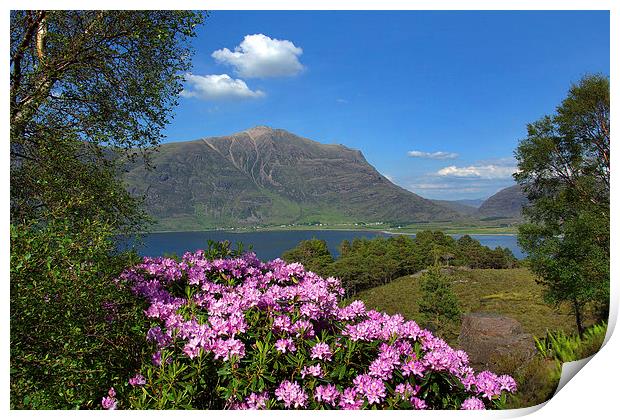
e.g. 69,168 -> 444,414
131,230 -> 525,260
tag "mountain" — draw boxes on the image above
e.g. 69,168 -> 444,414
430,199 -> 479,216
123,126 -> 460,230
452,198 -> 485,208
477,185 -> 528,219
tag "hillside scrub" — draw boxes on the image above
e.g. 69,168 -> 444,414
350,268 -> 605,409
417,266 -> 462,338
351,268 -> 597,345
104,245 -> 517,410
503,322 -> 607,409
10,221 -> 148,408
282,231 -> 518,296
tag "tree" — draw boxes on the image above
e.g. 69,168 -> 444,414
281,238 -> 334,276
10,10 -> 205,231
417,265 -> 461,338
514,74 -> 609,337
9,11 -> 205,408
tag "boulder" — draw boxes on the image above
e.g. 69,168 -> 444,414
458,312 -> 536,372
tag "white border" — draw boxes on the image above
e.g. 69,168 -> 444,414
2,1 -> 616,420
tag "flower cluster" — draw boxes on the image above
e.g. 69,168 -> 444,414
106,249 -> 516,410
101,387 -> 117,410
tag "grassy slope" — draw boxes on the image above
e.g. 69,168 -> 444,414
351,268 -> 593,343
351,267 -> 603,409
149,221 -> 519,234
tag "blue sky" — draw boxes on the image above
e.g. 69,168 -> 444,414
164,10 -> 610,200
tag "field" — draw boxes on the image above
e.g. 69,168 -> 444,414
150,218 -> 520,235
350,267 -> 593,345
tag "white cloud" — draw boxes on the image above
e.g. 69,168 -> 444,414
409,182 -> 485,193
212,34 -> 304,78
181,74 -> 265,101
408,182 -> 454,190
436,164 -> 517,179
407,150 -> 459,160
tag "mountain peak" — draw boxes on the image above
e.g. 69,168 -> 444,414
243,125 -> 276,136
123,127 -> 460,229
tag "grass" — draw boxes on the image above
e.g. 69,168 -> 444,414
146,207 -> 521,234
350,267 -> 602,409
351,268 -> 594,344
148,222 -> 518,235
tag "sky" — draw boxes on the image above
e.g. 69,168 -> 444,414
163,10 -> 610,200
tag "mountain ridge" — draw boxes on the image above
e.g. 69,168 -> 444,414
477,184 -> 528,219
123,127 -> 461,230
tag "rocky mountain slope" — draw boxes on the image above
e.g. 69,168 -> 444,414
430,199 -> 480,216
123,126 -> 460,230
477,185 -> 528,219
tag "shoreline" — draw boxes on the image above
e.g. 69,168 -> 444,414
140,227 -> 518,236
379,230 -> 517,237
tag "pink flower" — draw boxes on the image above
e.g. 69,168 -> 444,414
101,388 -> 117,410
498,374 -> 518,393
461,397 -> 486,410
246,392 -> 269,409
474,371 -> 502,400
129,373 -> 146,387
275,338 -> 296,354
314,384 -> 340,405
411,397 -> 427,410
310,342 -> 332,361
275,380 -> 308,408
152,351 -> 162,366
101,396 -> 117,410
353,374 -> 386,404
114,251 -> 517,411
339,387 -> 364,410
301,364 -> 323,378
395,383 -> 415,398
369,357 -> 395,380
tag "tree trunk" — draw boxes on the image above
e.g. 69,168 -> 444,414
573,299 -> 584,339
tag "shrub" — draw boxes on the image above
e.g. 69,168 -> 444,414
281,238 -> 334,276
283,232 -> 519,297
105,246 -> 517,410
535,322 -> 607,364
417,266 -> 461,340
501,322 -> 607,409
10,220 -> 148,409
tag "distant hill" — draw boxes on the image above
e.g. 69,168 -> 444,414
122,126 -> 460,230
430,199 -> 480,216
477,185 -> 528,219
453,198 -> 485,208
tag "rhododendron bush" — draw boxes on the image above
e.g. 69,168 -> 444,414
106,246 -> 516,410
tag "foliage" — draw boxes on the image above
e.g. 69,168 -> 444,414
534,322 -> 607,364
502,322 -> 607,409
10,10 -> 205,231
9,10 -> 205,409
105,246 -> 517,410
332,237 -> 410,296
351,268 -> 596,345
281,238 -> 334,276
515,74 -> 610,336
500,357 -> 558,409
283,231 -> 517,297
417,266 -> 461,337
455,235 -> 518,269
10,221 -> 148,409
352,268 -> 605,409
